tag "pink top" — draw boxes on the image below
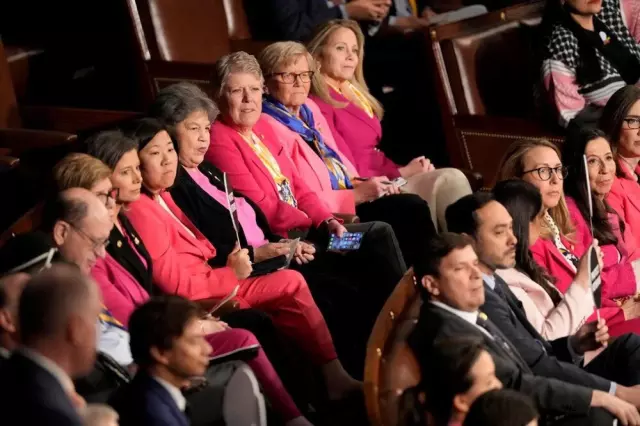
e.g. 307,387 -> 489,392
187,167 -> 268,247
607,159 -> 640,248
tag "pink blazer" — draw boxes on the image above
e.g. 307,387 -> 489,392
125,192 -> 240,302
262,99 -> 358,214
207,116 -> 333,236
496,268 -> 594,340
566,196 -> 637,301
311,89 -> 401,179
91,253 -> 149,326
607,160 -> 640,248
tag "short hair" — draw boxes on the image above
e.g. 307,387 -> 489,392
86,130 -> 138,170
128,295 -> 203,368
258,41 -> 316,79
445,192 -> 495,236
0,273 -> 27,311
419,336 -> 487,425
53,153 -> 112,192
40,190 -> 89,233
463,389 -> 538,426
121,117 -> 168,152
19,263 -> 94,345
414,232 -> 474,299
82,403 -> 119,426
212,51 -> 264,101
149,82 -> 219,143
600,85 -> 640,152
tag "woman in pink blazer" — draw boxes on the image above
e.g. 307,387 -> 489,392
122,118 -> 362,405
306,20 -> 472,231
257,41 -> 436,267
600,85 -> 640,247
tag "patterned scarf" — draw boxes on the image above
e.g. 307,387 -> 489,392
262,96 -> 353,190
544,211 -> 579,271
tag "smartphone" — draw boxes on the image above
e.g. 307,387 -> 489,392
327,232 -> 364,251
391,177 -> 408,187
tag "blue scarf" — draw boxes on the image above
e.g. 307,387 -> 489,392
262,96 -> 353,190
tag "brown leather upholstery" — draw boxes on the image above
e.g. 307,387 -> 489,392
427,1 -> 563,186
224,0 -> 270,54
4,45 -> 44,102
0,41 -> 21,128
0,204 -> 43,248
0,128 -> 77,156
365,269 -> 421,426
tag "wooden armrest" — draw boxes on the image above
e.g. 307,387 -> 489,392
0,155 -> 20,169
454,114 -> 564,139
195,297 -> 241,317
20,106 -> 141,134
0,128 -> 77,156
333,213 -> 360,224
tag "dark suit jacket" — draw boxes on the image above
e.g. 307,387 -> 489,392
110,372 -> 189,426
408,302 -> 592,416
0,352 -> 83,426
482,274 -> 612,392
170,161 -> 281,266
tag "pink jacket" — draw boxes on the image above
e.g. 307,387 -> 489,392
261,99 -> 358,215
566,196 -> 638,301
311,88 -> 401,179
497,268 -> 594,340
207,116 -> 333,236
91,253 -> 149,326
125,192 -> 240,302
607,160 -> 640,248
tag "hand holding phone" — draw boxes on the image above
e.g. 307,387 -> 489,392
327,232 -> 364,252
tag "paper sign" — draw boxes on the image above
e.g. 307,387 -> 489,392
207,285 -> 239,317
223,172 -> 241,244
583,155 -> 602,310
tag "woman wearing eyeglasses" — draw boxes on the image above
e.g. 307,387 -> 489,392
600,85 -> 640,248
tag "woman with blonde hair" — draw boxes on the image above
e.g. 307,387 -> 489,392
307,19 -> 472,231
496,138 -> 640,330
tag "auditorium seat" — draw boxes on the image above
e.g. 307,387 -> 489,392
426,1 -> 563,186
365,270 -> 421,426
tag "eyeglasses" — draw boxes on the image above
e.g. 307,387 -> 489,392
95,188 -> 119,206
623,117 -> 640,130
270,71 -> 314,84
522,166 -> 569,181
69,223 -> 110,253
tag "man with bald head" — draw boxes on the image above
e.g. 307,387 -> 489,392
0,273 -> 29,365
0,264 -> 102,426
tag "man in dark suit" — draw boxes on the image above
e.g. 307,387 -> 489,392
445,193 -> 640,410
0,264 -> 103,426
0,273 -> 29,366
408,232 -> 640,425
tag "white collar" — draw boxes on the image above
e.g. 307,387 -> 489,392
18,347 -> 75,393
0,346 -> 10,359
430,300 -> 479,325
153,375 -> 187,412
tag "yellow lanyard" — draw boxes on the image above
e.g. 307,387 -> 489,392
329,81 -> 374,118
408,0 -> 418,16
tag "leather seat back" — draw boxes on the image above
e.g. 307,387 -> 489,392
365,270 -> 421,426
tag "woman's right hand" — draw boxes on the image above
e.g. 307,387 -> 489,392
253,242 -> 290,263
226,243 -> 252,280
200,318 -> 230,335
353,176 -> 397,204
575,240 -> 604,290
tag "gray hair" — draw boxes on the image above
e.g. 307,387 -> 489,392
82,403 -> 119,426
212,51 -> 264,101
150,82 -> 219,139
86,130 -> 138,170
258,41 -> 317,78
18,263 -> 97,345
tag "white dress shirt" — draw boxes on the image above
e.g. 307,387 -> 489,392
429,300 -> 493,339
153,375 -> 187,412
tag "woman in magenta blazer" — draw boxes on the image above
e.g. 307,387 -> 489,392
307,19 -> 472,230
600,85 -> 640,247
257,41 -> 436,268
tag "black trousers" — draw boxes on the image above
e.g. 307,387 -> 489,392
292,220 -> 407,378
582,333 -> 640,386
549,408 -> 616,426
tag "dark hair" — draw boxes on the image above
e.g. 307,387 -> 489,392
414,232 -> 474,300
600,85 -> 640,165
463,389 -> 538,426
149,82 -> 219,147
86,130 -> 138,170
562,127 -> 621,247
40,191 -> 89,233
128,295 -> 203,368
446,192 -> 495,236
493,180 -> 561,305
121,117 -> 169,153
407,336 -> 487,426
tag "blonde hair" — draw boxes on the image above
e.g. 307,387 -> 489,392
53,153 -> 112,192
307,19 -> 384,119
257,41 -> 335,108
497,138 -> 574,240
212,51 -> 264,101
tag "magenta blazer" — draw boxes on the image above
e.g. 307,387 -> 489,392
311,88 -> 401,179
607,160 -> 640,248
92,253 -> 149,325
262,98 -> 358,215
207,116 -> 333,236
565,197 -> 637,301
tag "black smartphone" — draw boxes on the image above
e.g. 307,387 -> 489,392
327,232 -> 364,251
249,254 -> 288,277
